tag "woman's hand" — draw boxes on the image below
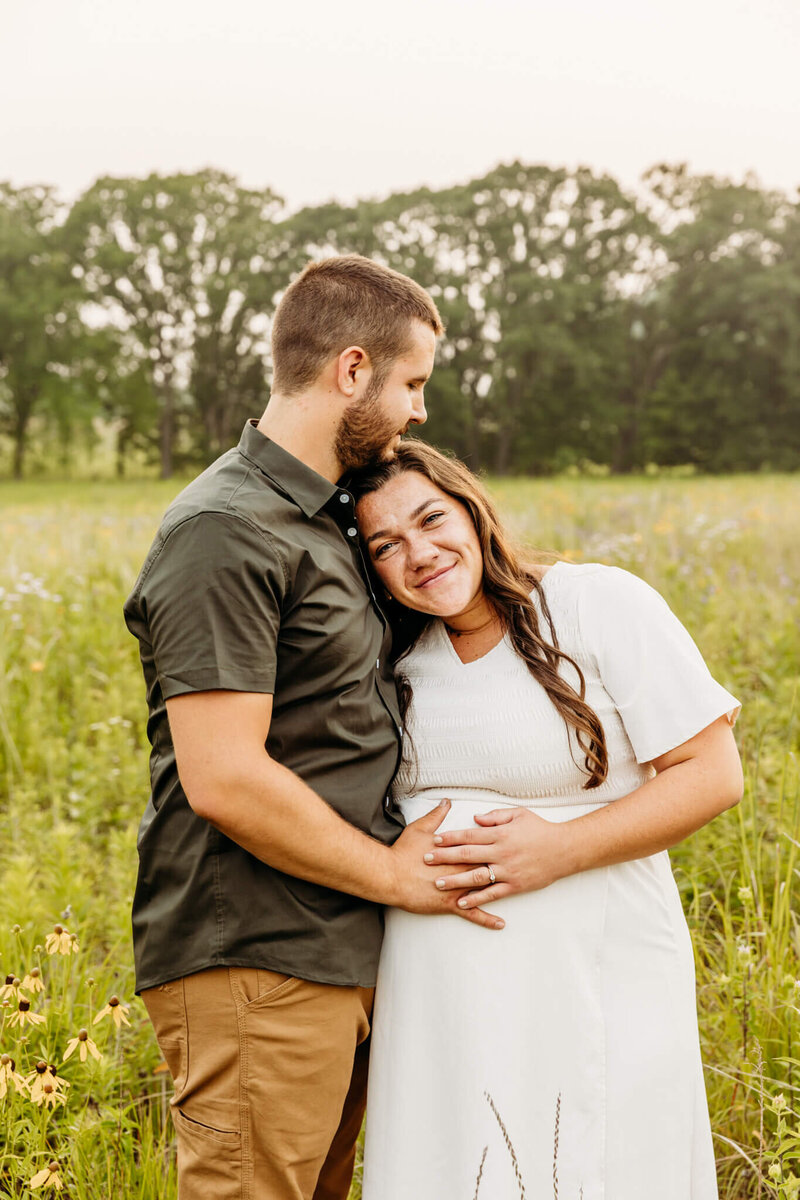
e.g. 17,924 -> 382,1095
423,808 -> 573,908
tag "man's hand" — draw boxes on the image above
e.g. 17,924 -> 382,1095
388,801 -> 505,929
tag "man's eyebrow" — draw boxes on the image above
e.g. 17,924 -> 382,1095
365,498 -> 440,545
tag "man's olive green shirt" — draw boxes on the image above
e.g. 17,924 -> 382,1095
124,421 -> 404,992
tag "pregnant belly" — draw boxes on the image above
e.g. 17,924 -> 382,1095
399,789 -> 611,828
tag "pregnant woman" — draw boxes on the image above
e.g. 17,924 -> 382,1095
351,442 -> 742,1200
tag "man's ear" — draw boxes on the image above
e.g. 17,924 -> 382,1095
336,346 -> 369,398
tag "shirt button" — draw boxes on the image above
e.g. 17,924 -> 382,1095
376,658 -> 380,670
347,526 -> 357,537
339,493 -> 350,504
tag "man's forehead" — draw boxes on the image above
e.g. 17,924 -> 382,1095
402,322 -> 437,367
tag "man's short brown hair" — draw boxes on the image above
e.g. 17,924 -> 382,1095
270,255 -> 444,396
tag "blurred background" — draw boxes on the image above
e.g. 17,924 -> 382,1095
2,0 -> 798,480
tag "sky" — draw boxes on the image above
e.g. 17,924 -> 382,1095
3,0 -> 798,209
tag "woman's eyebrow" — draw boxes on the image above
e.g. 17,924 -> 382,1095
364,499 -> 440,545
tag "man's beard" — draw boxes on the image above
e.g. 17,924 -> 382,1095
334,370 -> 405,472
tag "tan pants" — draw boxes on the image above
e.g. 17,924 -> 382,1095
142,966 -> 373,1200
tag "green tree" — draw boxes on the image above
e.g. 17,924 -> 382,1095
65,171 -> 288,477
639,166 -> 799,470
0,184 -> 80,479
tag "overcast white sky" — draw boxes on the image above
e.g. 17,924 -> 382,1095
3,0 -> 798,208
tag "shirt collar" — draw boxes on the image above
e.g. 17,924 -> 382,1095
237,420 -> 340,517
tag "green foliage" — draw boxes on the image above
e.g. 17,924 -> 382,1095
3,162 -> 800,479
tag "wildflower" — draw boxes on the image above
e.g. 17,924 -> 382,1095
45,925 -> 77,956
63,1028 -> 102,1063
737,886 -> 753,904
27,1062 -> 69,1107
11,924 -> 21,935
0,1053 -> 27,1099
772,1093 -> 788,1113
30,1161 -> 63,1190
21,967 -> 44,994
93,995 -> 131,1029
30,661 -> 45,673
7,999 -> 45,1028
769,1163 -> 782,1182
715,973 -> 731,986
0,975 -> 23,1001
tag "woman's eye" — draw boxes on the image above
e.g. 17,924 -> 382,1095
422,511 -> 444,526
374,542 -> 394,559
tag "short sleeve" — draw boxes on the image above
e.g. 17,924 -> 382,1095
137,513 -> 286,699
577,566 -> 740,764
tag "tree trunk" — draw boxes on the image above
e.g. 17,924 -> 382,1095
159,387 -> 174,479
12,393 -> 34,480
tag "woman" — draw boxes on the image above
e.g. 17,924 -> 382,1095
351,442 -> 742,1200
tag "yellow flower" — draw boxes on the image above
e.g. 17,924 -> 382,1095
93,995 -> 131,1029
29,661 -> 45,673
0,975 -> 24,1001
26,1062 -> 69,1107
30,1161 -> 63,1190
45,925 -> 78,956
21,968 -> 45,994
7,999 -> 45,1028
63,1028 -> 102,1063
0,1053 -> 28,1099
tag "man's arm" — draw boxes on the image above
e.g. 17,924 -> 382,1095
166,690 -> 504,929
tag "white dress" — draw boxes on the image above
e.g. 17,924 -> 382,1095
362,563 -> 740,1200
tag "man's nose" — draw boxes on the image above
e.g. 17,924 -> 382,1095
410,393 -> 427,425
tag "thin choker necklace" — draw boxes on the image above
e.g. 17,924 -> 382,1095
445,615 -> 499,638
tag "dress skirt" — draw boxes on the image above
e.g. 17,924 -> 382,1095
361,797 -> 718,1200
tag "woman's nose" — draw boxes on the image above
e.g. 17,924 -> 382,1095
406,533 -> 438,568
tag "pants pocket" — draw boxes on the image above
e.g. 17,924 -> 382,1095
175,1106 -> 242,1146
230,965 -> 303,1009
159,1036 -> 187,1099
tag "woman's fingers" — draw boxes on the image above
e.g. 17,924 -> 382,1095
457,883 -> 513,908
424,843 -> 488,866
473,808 -> 521,826
434,866 -> 496,891
432,825 -> 495,848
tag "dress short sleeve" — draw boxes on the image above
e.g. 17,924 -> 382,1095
137,512 -> 286,699
576,565 -> 740,764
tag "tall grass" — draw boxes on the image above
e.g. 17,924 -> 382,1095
1,474 -> 798,1198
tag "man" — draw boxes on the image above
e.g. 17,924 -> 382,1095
124,255 -> 500,1200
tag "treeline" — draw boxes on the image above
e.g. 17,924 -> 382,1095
1,162 -> 798,478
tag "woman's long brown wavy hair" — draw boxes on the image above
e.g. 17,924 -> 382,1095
350,441 -> 609,789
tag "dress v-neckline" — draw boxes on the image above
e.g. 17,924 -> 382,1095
437,620 -> 509,667
435,563 -> 562,667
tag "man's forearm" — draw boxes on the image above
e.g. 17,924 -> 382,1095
190,749 -> 402,903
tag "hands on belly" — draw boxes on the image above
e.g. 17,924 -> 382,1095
423,807 -> 571,909
388,800 -> 505,929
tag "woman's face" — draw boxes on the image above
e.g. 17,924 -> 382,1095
357,470 -> 487,619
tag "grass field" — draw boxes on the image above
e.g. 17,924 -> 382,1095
1,473 -> 798,1198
